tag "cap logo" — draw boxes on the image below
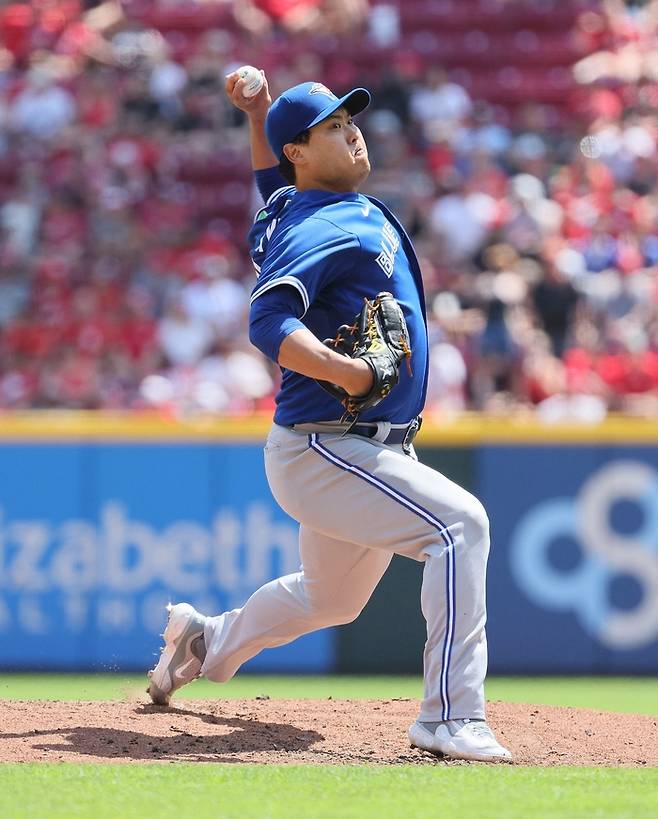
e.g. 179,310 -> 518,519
309,83 -> 337,100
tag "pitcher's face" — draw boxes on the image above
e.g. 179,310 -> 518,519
286,107 -> 370,193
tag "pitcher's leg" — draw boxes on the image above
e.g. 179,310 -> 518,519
418,501 -> 489,721
201,526 -> 391,682
265,428 -> 490,721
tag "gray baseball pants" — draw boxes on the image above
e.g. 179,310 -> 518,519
200,423 -> 490,720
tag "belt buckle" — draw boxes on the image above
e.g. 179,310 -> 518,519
402,417 -> 421,455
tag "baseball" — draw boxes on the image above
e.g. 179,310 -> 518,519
580,135 -> 602,159
237,65 -> 264,98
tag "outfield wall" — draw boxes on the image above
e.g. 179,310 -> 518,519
0,413 -> 657,674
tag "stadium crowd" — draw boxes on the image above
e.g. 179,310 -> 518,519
0,0 -> 656,420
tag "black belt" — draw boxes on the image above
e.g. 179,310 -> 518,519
349,416 -> 422,452
291,417 -> 422,453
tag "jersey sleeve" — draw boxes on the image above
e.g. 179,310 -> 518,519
254,167 -> 290,203
248,283 -> 306,362
250,219 -> 360,316
248,186 -> 297,275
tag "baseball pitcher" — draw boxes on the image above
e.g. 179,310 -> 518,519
147,69 -> 512,763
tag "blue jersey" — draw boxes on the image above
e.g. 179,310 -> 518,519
248,186 -> 428,426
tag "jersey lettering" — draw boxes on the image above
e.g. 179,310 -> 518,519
375,221 -> 400,278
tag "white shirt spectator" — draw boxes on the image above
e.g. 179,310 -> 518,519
225,349 -> 274,402
429,192 -> 497,262
368,4 -> 400,47
158,304 -> 213,366
149,59 -> 188,101
181,277 -> 248,339
426,341 -> 468,413
10,74 -> 76,139
411,72 -> 472,132
1,196 -> 41,259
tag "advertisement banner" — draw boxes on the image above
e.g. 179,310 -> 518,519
0,443 -> 333,672
480,446 -> 658,672
4,434 -> 658,675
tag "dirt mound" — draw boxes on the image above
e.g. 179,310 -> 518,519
1,699 -> 656,766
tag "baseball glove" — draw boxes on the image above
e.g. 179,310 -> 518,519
316,291 -> 412,418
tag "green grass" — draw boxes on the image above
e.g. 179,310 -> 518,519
0,764 -> 656,819
486,676 -> 658,716
1,674 -> 656,715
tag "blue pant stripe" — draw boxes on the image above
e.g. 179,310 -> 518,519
441,546 -> 455,718
308,433 -> 456,720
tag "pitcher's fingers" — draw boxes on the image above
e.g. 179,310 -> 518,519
258,70 -> 270,94
224,72 -> 240,95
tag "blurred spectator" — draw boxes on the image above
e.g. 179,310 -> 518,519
148,48 -> 188,121
531,265 -> 580,357
0,171 -> 42,261
410,68 -> 473,141
158,298 -> 213,367
9,67 -> 76,139
234,0 -> 368,37
367,2 -> 400,48
429,183 -> 497,264
236,0 -> 320,36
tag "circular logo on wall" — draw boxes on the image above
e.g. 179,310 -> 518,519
510,460 -> 658,650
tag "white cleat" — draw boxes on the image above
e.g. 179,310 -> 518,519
147,603 -> 207,706
409,719 -> 513,763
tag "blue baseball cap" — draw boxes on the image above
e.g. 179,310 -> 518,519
266,81 -> 371,159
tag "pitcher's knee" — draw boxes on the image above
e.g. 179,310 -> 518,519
307,600 -> 365,628
459,494 -> 490,544
331,603 -> 365,626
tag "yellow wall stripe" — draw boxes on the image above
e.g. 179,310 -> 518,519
0,411 -> 657,445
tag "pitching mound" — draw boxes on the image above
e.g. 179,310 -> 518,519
1,699 -> 656,766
